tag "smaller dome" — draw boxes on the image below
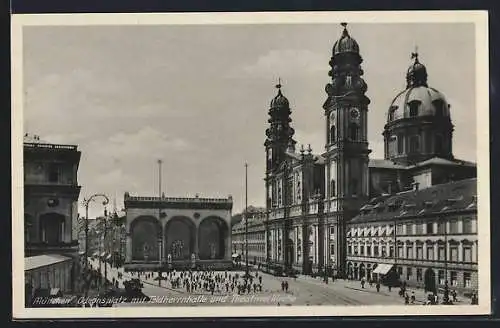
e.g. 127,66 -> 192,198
332,23 -> 360,55
387,86 -> 449,123
270,83 -> 289,108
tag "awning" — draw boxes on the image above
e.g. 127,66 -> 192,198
106,254 -> 112,260
232,253 -> 241,258
92,252 -> 99,257
100,252 -> 107,257
50,288 -> 61,296
372,263 -> 393,275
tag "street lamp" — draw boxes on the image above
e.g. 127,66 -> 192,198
245,162 -> 249,277
82,194 -> 110,270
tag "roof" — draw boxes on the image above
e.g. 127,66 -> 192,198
351,178 -> 477,224
409,157 -> 476,169
25,254 -> 72,271
369,159 -> 407,170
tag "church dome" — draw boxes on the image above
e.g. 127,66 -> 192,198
387,86 -> 450,122
332,23 -> 360,55
387,52 -> 450,123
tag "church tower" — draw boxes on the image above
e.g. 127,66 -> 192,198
264,81 -> 296,265
264,81 -> 296,207
322,23 -> 371,277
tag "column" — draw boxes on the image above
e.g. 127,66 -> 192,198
225,227 -> 231,261
126,234 -> 132,262
194,227 -> 199,259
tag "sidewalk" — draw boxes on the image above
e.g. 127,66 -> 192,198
294,274 -> 469,305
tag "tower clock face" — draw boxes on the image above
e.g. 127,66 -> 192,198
350,108 -> 360,120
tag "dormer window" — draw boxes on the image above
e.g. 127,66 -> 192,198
408,100 -> 420,117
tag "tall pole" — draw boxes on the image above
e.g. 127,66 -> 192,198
245,163 -> 249,276
104,211 -> 108,287
158,159 -> 163,284
85,204 -> 89,270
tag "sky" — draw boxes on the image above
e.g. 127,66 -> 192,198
22,22 -> 476,218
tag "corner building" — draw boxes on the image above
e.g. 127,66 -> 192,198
263,24 -> 477,282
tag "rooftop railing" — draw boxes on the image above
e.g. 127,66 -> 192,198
125,195 -> 233,203
24,143 -> 78,151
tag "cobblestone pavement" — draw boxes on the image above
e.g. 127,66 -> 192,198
89,260 -> 470,307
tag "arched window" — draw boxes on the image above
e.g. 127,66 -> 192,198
397,134 -> 404,154
330,179 -> 336,197
330,125 -> 336,143
389,135 -> 397,156
433,100 -> 445,117
408,101 -> 420,117
435,134 -> 443,154
410,135 -> 420,153
389,106 -> 398,121
350,178 -> 358,196
348,123 -> 359,141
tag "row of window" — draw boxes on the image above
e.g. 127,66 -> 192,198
388,134 -> 446,156
388,99 -> 446,121
408,268 -> 472,288
348,242 -> 476,263
349,218 -> 476,238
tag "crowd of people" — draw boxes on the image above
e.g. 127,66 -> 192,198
127,270 -> 280,296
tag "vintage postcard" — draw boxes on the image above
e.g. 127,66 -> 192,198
11,11 -> 490,319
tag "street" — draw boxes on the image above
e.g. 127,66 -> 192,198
87,259 -> 465,307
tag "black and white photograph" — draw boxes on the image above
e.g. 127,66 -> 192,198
11,11 -> 490,318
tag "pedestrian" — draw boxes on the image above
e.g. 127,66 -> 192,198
361,278 -> 365,289
388,285 -> 392,292
281,281 -> 285,292
259,276 -> 262,285
376,282 -> 380,292
452,290 -> 458,303
405,293 -> 409,305
284,281 -> 289,293
411,291 -> 416,304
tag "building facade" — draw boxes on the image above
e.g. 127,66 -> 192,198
346,178 -> 478,293
262,23 -> 477,282
23,134 -> 82,299
123,193 -> 233,271
231,207 -> 266,266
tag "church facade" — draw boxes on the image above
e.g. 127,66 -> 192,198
263,23 -> 477,279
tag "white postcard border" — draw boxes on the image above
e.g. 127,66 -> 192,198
11,10 -> 490,319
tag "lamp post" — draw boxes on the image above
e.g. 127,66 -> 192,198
157,159 -> 163,285
245,162 -> 249,277
83,194 -> 110,270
